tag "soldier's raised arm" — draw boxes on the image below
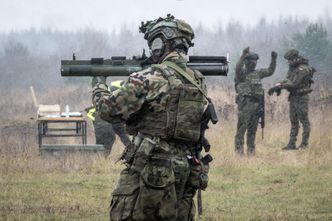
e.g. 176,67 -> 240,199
235,47 -> 250,81
258,51 -> 277,78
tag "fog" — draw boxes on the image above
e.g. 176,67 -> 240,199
0,2 -> 331,94
1,0 -> 331,32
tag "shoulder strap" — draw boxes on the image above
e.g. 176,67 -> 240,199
151,64 -> 178,87
162,61 -> 208,98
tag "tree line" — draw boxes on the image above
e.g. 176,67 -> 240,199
0,15 -> 331,90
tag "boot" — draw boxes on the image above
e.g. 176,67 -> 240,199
282,143 -> 297,150
235,147 -> 244,156
247,146 -> 256,156
298,143 -> 309,149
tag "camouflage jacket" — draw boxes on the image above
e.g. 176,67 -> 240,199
280,60 -> 313,96
235,55 -> 276,97
96,51 -> 207,139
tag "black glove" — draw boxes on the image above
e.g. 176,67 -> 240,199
242,47 -> 250,56
116,143 -> 136,165
268,85 -> 282,96
271,51 -> 278,59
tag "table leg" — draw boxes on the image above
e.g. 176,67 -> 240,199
38,122 -> 42,148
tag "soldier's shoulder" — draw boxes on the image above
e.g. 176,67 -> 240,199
297,64 -> 311,74
190,68 -> 204,79
130,66 -> 164,79
129,66 -> 169,90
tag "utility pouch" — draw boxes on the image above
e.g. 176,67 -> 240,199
173,85 -> 204,142
130,137 -> 156,172
187,160 -> 210,190
133,156 -> 177,220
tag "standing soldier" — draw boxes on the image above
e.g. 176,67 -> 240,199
88,77 -> 131,157
235,47 -> 277,155
268,49 -> 314,150
92,15 -> 213,221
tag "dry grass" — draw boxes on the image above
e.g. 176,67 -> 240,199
0,86 -> 332,220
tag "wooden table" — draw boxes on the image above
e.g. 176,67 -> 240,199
37,117 -> 87,148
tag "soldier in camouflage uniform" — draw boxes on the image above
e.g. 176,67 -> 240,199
268,49 -> 314,150
89,77 -> 131,156
92,15 -> 211,221
235,47 -> 277,155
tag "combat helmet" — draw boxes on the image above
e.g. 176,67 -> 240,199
284,49 -> 299,60
139,14 -> 195,52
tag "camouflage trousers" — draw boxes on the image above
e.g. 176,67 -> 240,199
235,96 -> 260,155
288,95 -> 310,146
93,115 -> 131,155
109,136 -> 208,221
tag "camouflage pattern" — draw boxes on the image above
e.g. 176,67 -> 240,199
92,111 -> 131,156
288,95 -> 310,147
139,14 -> 194,50
279,55 -> 313,148
234,48 -> 277,155
91,77 -> 131,156
95,51 -> 208,221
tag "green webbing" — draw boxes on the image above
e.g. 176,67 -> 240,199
162,61 -> 208,98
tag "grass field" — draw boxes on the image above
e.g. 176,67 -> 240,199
0,88 -> 332,220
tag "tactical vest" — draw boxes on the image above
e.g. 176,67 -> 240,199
288,64 -> 313,96
236,71 -> 264,97
126,63 -> 205,143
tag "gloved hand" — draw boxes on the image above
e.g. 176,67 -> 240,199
91,76 -> 107,88
92,83 -> 109,106
271,51 -> 278,59
268,84 -> 282,96
242,47 -> 250,56
116,143 -> 136,165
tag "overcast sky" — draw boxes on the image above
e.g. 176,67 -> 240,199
1,0 -> 331,32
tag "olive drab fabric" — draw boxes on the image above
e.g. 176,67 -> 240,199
89,78 -> 131,156
93,14 -> 211,221
284,49 -> 299,60
281,63 -> 313,97
139,14 -> 195,50
125,61 -> 205,142
92,111 -> 131,156
95,50 -> 209,221
234,48 -> 277,155
279,54 -> 313,148
93,114 -> 116,155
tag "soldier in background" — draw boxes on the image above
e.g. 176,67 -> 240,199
234,47 -> 277,155
88,77 -> 131,157
92,15 -> 211,221
268,49 -> 314,150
